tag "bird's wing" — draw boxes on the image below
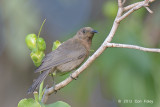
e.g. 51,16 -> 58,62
35,39 -> 87,73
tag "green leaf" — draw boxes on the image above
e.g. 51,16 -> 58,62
52,40 -> 61,51
39,80 -> 44,101
18,98 -> 41,107
45,101 -> 71,107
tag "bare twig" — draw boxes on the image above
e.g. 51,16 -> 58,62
41,0 -> 156,103
124,1 -> 143,11
122,0 -> 126,5
118,0 -> 123,7
116,0 -> 155,23
106,43 -> 160,53
145,7 -> 153,13
124,0 -> 155,11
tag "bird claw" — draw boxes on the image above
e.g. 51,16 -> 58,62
54,90 -> 57,94
70,74 -> 78,80
52,83 -> 57,94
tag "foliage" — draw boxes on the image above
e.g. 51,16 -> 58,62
18,20 -> 70,107
52,40 -> 61,51
18,99 -> 41,107
18,99 -> 70,107
102,1 -> 118,18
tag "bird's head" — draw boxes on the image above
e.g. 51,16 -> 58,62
76,27 -> 98,41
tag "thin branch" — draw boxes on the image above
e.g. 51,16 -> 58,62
122,0 -> 126,5
124,1 -> 143,11
116,0 -> 154,23
145,7 -> 153,13
118,0 -> 123,7
123,0 -> 155,11
41,0 -> 156,103
106,43 -> 160,53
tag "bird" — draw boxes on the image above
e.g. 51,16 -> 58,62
27,27 -> 98,94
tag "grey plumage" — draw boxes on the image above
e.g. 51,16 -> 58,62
28,70 -> 50,94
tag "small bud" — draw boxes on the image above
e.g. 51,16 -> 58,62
25,34 -> 37,51
38,37 -> 46,51
30,50 -> 45,67
52,40 -> 61,51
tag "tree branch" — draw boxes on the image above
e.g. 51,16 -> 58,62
41,0 -> 156,103
123,0 -> 155,11
116,0 -> 155,23
106,43 -> 160,53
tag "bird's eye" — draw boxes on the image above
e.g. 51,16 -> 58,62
82,29 -> 86,34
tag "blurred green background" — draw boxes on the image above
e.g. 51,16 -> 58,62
0,0 -> 160,107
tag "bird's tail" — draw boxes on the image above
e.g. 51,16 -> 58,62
27,70 -> 50,94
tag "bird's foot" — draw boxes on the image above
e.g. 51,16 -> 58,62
70,74 -> 78,80
54,89 -> 57,94
50,74 -> 57,93
52,83 -> 58,94
44,85 -> 57,94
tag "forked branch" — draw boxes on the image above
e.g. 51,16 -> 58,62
42,0 -> 156,103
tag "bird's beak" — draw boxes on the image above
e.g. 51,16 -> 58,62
91,30 -> 98,34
